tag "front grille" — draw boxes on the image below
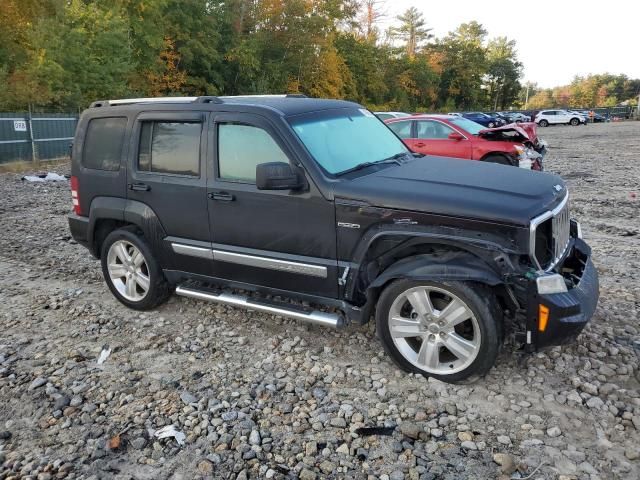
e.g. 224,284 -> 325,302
530,194 -> 570,270
552,201 -> 570,265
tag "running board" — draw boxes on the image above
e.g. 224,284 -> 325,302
175,284 -> 344,329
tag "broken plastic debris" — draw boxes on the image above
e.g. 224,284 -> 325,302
107,434 -> 122,450
154,425 -> 186,446
21,173 -> 68,182
97,345 -> 111,365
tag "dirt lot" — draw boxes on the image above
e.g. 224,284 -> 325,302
1,121 -> 639,480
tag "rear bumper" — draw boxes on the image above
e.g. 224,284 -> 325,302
529,239 -> 599,348
68,214 -> 90,250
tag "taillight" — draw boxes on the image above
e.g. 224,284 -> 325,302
70,175 -> 82,215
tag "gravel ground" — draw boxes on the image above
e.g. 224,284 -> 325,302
1,121 -> 639,480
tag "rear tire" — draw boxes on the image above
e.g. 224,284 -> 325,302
538,119 -> 549,127
101,228 -> 170,310
376,279 -> 500,383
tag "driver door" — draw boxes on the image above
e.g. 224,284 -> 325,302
413,120 -> 471,159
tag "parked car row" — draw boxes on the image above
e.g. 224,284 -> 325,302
69,95 -> 598,383
448,112 -> 507,128
376,108 -> 609,129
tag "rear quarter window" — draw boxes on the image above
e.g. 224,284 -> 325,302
82,117 -> 127,171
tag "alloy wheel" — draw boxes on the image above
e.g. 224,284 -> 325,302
106,240 -> 150,302
388,286 -> 481,375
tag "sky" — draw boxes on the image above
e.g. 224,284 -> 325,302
382,0 -> 640,88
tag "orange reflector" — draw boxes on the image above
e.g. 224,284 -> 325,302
538,305 -> 549,332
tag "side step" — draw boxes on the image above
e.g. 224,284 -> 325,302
175,284 -> 344,329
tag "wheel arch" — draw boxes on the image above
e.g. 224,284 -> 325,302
480,152 -> 516,165
87,197 -> 166,258
344,230 -> 518,323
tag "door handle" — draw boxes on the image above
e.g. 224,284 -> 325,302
414,142 -> 426,147
208,191 -> 235,202
128,183 -> 150,192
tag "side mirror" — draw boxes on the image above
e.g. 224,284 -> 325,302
256,162 -> 304,190
448,132 -> 464,141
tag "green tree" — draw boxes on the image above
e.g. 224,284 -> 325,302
431,21 -> 488,110
389,7 -> 432,59
485,37 -> 522,110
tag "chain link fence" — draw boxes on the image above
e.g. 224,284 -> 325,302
0,111 -> 78,165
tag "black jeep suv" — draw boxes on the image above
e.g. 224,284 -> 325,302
68,95 -> 599,382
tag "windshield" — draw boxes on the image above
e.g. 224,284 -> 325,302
289,108 -> 409,175
448,117 -> 487,135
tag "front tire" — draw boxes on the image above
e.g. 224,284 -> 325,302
101,228 -> 170,310
570,118 -> 580,126
376,280 -> 500,383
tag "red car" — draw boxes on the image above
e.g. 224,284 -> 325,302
385,114 -> 546,170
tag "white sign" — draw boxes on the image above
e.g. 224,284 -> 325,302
13,120 -> 27,132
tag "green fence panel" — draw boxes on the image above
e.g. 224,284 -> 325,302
0,112 -> 78,164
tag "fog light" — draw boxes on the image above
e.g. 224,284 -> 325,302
536,274 -> 568,294
538,304 -> 549,332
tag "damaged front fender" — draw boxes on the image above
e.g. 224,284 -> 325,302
368,251 -> 504,291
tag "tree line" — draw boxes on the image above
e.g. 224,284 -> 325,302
1,1 -> 637,113
525,74 -> 640,110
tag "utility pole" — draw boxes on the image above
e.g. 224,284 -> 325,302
524,83 -> 530,110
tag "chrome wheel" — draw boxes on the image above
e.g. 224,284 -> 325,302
388,286 -> 481,375
106,240 -> 150,302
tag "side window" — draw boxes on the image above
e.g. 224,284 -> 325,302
138,121 -> 201,176
376,113 -> 392,121
218,124 -> 289,183
83,117 -> 127,171
417,121 -> 454,139
387,120 -> 413,139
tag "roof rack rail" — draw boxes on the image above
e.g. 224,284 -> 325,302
88,94 -> 305,108
89,96 -> 223,108
219,94 -> 308,100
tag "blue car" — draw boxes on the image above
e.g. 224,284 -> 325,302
451,112 -> 506,128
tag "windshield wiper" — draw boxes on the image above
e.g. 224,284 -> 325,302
337,152 -> 411,176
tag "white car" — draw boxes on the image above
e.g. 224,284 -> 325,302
535,110 -> 586,127
374,111 -> 411,121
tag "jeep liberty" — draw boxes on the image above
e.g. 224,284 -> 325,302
68,95 -> 599,382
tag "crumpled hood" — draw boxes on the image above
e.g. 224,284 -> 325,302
478,122 -> 539,144
332,156 -> 567,226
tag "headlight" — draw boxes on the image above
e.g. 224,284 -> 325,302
514,146 -> 525,158
536,273 -> 568,294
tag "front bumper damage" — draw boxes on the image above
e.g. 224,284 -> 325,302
521,237 -> 599,349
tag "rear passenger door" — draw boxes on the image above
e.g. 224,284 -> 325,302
206,112 -> 338,298
127,112 -> 211,276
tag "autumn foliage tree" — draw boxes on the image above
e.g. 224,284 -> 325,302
1,0 -> 636,112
